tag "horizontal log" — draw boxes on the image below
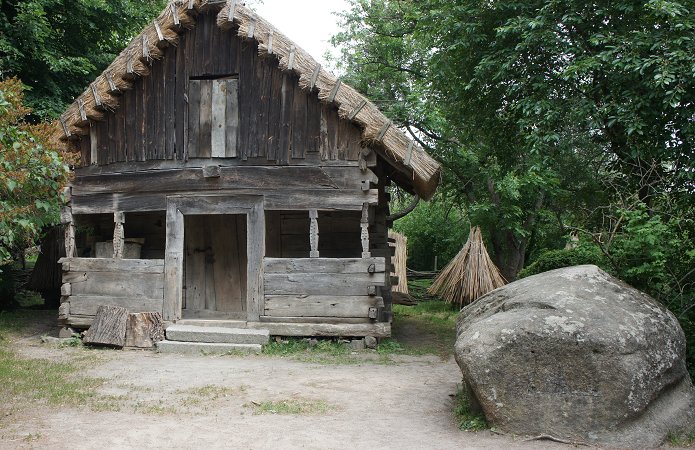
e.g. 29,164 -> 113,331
64,270 -> 164,298
71,189 -> 378,214
246,321 -> 391,337
68,295 -> 163,316
74,158 -> 362,177
72,166 -> 378,195
59,257 -> 164,273
264,272 -> 386,296
66,314 -> 95,328
263,258 -> 385,274
264,295 -> 383,318
259,316 -> 372,324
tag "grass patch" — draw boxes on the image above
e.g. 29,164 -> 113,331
0,347 -> 104,407
262,338 -> 373,364
247,398 -> 334,415
454,388 -> 489,431
177,384 -> 241,407
668,430 -> 695,447
390,298 -> 458,358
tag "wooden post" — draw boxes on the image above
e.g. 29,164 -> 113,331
61,206 -> 76,258
309,209 -> 319,258
361,203 -> 371,258
113,212 -> 125,258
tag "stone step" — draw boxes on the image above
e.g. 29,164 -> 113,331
157,341 -> 262,355
166,324 -> 270,345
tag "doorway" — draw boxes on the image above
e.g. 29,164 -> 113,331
183,214 -> 247,319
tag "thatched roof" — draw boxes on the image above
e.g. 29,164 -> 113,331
53,0 -> 441,199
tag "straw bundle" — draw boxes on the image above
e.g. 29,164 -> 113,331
389,231 -> 409,294
428,227 -> 506,307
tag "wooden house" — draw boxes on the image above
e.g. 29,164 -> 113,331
53,0 -> 440,343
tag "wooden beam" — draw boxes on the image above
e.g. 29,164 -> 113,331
361,203 -> 371,258
264,272 -> 385,296
71,189 -> 379,214
246,321 -> 391,337
69,295 -> 164,316
263,257 -> 385,274
264,295 -> 382,318
113,211 -> 125,259
59,257 -> 164,273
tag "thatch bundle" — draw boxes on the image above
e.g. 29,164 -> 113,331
54,0 -> 441,199
428,226 -> 506,307
389,230 -> 409,294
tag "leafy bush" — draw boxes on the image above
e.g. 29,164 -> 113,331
392,196 -> 468,271
518,245 -> 609,278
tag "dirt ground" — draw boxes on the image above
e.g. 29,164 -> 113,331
0,319 -> 574,450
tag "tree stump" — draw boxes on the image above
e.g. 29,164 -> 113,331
125,312 -> 164,348
83,305 -> 128,347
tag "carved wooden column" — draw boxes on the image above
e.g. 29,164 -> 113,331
60,206 -> 76,258
309,209 -> 319,258
361,203 -> 371,258
113,212 -> 125,259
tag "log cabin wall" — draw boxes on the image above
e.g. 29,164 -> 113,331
78,12 -> 363,167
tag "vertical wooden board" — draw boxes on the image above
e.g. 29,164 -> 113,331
306,92 -> 321,154
337,114 -> 351,161
163,207 -> 184,321
225,79 -> 239,157
137,76 -> 147,161
184,216 -> 206,311
228,29 -> 240,76
237,214 -> 248,309
238,41 -> 256,160
267,68 -> 283,162
80,134 -> 91,167
327,105 -> 339,160
165,46 -> 177,160
150,60 -> 161,160
265,210 -> 281,257
347,122 -> 363,161
125,89 -> 136,161
187,80 -> 201,158
257,62 -> 272,159
291,83 -> 307,160
211,80 -> 227,157
198,80 -> 213,158
114,97 -> 125,162
200,13 -> 211,76
97,120 -> 109,165
175,32 -> 188,160
89,125 -> 98,166
319,104 -> 329,160
278,73 -> 294,165
246,203 -> 264,321
212,215 -> 245,312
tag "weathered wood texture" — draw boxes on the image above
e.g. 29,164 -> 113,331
59,257 -> 164,327
125,312 -> 164,348
246,321 -> 391,338
85,12 -> 363,167
83,305 -> 128,347
262,257 -> 386,319
184,214 -> 247,314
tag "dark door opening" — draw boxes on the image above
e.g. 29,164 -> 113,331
182,214 -> 247,319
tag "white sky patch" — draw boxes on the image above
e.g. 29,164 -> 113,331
246,0 -> 350,70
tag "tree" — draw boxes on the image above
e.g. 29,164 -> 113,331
332,0 -> 694,280
0,0 -> 166,120
0,78 -> 73,268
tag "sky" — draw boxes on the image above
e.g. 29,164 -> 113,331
246,0 -> 351,70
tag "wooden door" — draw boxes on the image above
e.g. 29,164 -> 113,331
183,214 -> 247,318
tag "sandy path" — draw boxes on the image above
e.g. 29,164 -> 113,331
1,345 -> 570,450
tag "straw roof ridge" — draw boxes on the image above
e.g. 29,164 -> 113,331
53,0 -> 441,199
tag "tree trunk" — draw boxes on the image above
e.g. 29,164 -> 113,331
83,305 -> 128,347
125,312 -> 164,348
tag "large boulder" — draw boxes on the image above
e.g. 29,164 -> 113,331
455,265 -> 694,447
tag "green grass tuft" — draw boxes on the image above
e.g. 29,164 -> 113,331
247,398 -> 334,415
454,388 -> 489,431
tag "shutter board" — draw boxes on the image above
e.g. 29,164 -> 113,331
187,78 -> 239,159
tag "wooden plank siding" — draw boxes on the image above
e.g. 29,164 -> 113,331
83,11 -> 363,168
262,257 -> 387,319
59,257 -> 164,327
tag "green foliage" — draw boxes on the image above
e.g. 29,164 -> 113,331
0,0 -> 167,119
454,388 -> 489,432
0,78 -> 71,269
392,195 -> 468,271
518,245 -> 609,278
